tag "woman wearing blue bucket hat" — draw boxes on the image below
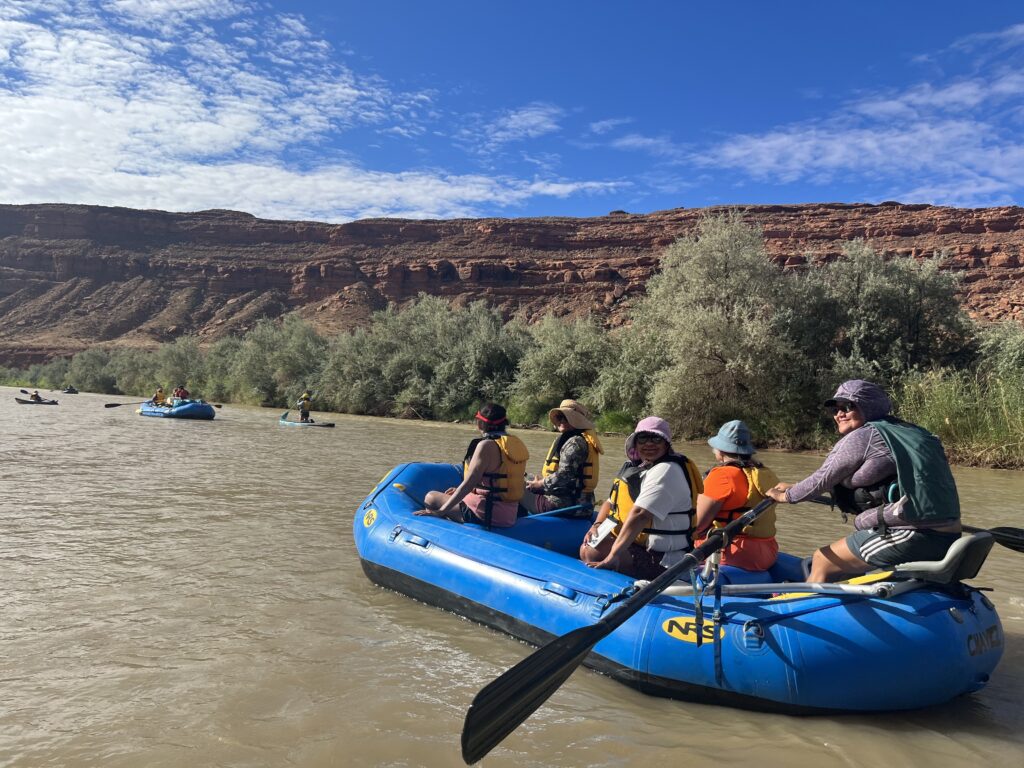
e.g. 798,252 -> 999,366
693,420 -> 780,571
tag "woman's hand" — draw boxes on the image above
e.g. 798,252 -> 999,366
586,550 -> 625,570
766,483 -> 793,503
526,478 -> 544,493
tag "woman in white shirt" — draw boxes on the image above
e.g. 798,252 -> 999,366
581,416 -> 698,580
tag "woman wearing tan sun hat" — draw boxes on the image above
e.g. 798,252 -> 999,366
522,399 -> 603,517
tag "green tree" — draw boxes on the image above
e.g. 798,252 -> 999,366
976,322 -> 1024,381
225,316 -> 327,406
819,242 -> 976,380
66,348 -> 118,393
156,337 -> 206,392
611,212 -> 820,440
318,295 -> 526,419
108,348 -> 160,396
509,314 -> 615,424
199,336 -> 244,402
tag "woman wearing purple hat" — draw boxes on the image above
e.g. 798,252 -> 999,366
580,416 -> 703,579
766,380 -> 961,582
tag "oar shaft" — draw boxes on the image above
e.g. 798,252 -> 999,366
594,499 -> 771,635
807,495 -> 1024,552
527,504 -> 590,519
461,497 -> 774,764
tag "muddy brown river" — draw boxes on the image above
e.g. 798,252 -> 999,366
1,387 -> 1021,767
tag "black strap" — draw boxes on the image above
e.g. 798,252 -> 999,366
483,494 -> 494,532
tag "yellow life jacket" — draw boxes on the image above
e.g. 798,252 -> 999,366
607,454 -> 703,550
541,429 -> 604,494
463,433 -> 529,503
707,463 -> 778,539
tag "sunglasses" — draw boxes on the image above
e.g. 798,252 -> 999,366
829,402 -> 857,415
635,435 -> 666,445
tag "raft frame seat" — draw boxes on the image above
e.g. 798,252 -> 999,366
893,531 -> 994,584
657,532 -> 995,600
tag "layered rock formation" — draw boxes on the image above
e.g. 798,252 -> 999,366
1,201 -> 1023,365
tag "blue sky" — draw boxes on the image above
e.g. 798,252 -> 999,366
1,1 -> 1023,222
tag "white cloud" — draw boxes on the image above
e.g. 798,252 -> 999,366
103,0 -> 251,33
456,102 -> 565,156
952,22 -> 1024,53
687,24 -> 1024,206
487,103 -> 563,145
588,117 -> 633,135
0,2 -> 616,220
610,133 -> 688,162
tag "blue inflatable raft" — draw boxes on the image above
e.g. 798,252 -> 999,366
138,398 -> 216,420
355,462 -> 1004,714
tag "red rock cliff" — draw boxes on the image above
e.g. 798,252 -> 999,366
1,201 -> 1022,365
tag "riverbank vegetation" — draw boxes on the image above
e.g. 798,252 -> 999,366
5,214 -> 1024,467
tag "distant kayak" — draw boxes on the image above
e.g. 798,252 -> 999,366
62,387 -> 79,394
139,399 -> 215,420
15,397 -> 58,405
279,410 -> 335,428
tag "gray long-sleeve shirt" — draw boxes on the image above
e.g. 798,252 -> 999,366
785,425 -> 895,504
785,423 -> 955,530
785,425 -> 908,528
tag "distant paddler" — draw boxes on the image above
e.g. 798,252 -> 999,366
296,389 -> 313,422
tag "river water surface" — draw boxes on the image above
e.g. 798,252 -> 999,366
1,386 -> 1021,767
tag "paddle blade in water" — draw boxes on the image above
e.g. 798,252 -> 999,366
461,623 -> 603,764
986,526 -> 1024,553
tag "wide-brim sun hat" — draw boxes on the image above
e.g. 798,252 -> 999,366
625,416 -> 673,460
707,419 -> 756,455
548,399 -> 596,431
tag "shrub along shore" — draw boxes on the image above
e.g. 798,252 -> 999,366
5,214 -> 1024,468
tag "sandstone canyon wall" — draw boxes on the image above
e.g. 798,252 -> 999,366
1,201 -> 1023,365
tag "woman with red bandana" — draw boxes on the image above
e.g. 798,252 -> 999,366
416,403 -> 529,528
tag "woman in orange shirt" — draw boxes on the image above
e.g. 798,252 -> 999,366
693,420 -> 779,572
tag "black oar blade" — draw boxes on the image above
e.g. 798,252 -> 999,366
103,403 -> 122,408
987,526 -> 1024,553
461,623 -> 604,765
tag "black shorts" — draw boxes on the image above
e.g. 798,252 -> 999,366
847,527 -> 961,567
